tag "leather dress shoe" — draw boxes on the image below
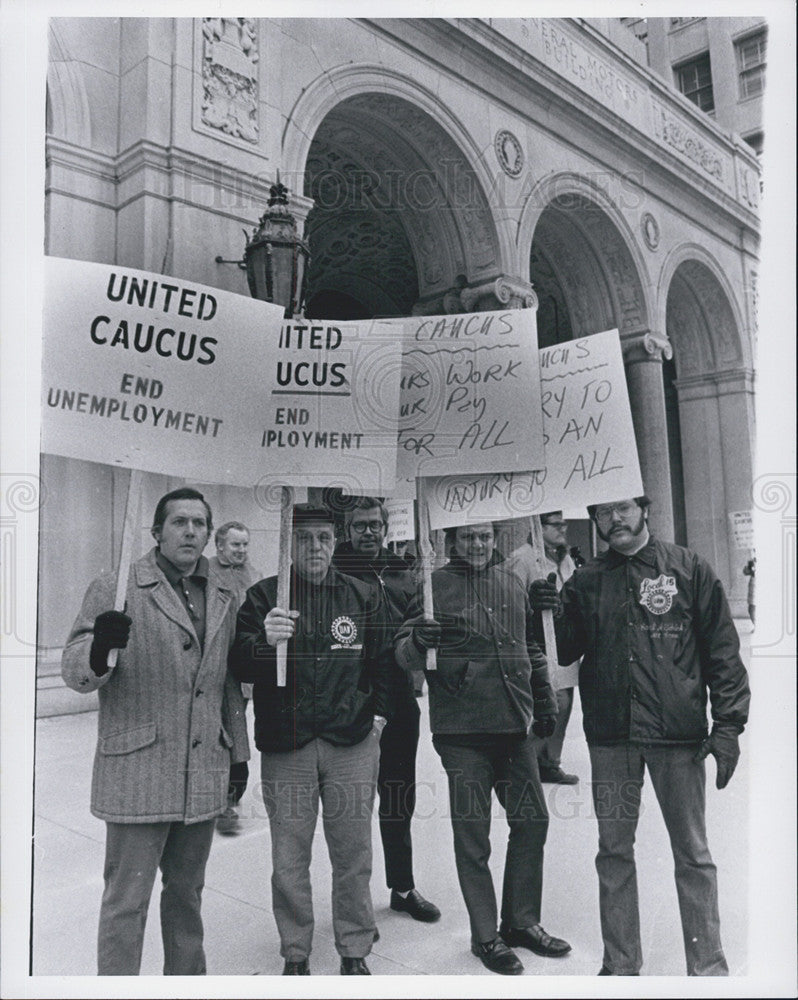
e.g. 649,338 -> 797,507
538,765 -> 579,785
471,938 -> 524,975
340,957 -> 371,975
390,888 -> 441,922
282,958 -> 310,975
500,922 -> 571,957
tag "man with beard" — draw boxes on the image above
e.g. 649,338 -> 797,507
332,497 -> 440,923
528,495 -> 750,977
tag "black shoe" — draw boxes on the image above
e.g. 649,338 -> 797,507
373,927 -> 380,942
215,803 -> 241,835
598,965 -> 639,975
500,923 -> 571,957
340,957 -> 371,975
471,938 -> 524,975
282,959 -> 310,975
538,765 -> 579,785
390,888 -> 441,922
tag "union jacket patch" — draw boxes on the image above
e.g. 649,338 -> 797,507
331,615 -> 358,646
639,574 -> 678,615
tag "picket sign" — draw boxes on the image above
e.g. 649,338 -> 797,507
274,485 -> 295,687
527,515 -> 559,676
416,478 -> 437,671
107,469 -> 144,670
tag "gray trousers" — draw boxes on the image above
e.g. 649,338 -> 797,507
537,687 -> 574,769
435,735 -> 549,945
260,734 -> 380,961
590,743 -> 728,976
98,819 -> 215,975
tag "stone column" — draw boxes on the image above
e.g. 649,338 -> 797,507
622,331 -> 675,541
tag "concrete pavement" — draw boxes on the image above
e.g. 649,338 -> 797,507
31,626 -> 751,979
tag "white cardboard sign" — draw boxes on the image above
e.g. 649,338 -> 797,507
393,309 -> 545,479
424,329 -> 643,529
42,257 -> 401,493
385,500 -> 415,543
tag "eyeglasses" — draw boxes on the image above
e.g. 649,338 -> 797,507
350,520 -> 385,535
593,501 -> 639,524
542,520 -> 566,530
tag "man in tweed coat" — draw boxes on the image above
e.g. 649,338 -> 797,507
62,487 -> 249,976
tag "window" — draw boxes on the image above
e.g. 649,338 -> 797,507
736,31 -> 767,100
675,53 -> 714,113
743,131 -> 764,158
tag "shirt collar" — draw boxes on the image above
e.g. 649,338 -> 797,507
156,550 -> 209,585
604,536 -> 658,569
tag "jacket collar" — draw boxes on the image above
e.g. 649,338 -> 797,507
293,564 -> 346,590
135,548 -> 212,587
603,535 -> 658,570
332,541 -> 407,575
444,551 -> 505,576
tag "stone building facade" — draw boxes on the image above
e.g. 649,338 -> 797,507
41,17 -> 761,694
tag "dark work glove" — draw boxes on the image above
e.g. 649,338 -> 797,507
529,573 -> 561,613
532,714 -> 557,739
408,616 -> 441,652
694,727 -> 740,790
89,610 -> 132,677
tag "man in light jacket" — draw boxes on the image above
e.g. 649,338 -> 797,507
62,487 -> 249,976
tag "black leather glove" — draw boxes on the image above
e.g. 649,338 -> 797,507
89,610 -> 132,677
694,726 -> 740,790
529,573 -> 561,613
532,714 -> 557,739
408,616 -> 441,652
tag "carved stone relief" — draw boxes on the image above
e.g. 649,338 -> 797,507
650,100 -> 730,190
200,18 -> 259,143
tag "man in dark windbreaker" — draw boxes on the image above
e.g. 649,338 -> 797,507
529,495 -> 751,977
228,504 -> 393,977
332,497 -> 440,925
395,521 -> 571,976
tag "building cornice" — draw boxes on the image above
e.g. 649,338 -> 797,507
362,18 -> 760,236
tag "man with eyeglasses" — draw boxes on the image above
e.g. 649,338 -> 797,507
395,522 -> 571,975
528,495 -> 750,977
332,498 -> 441,924
229,504 -> 394,975
61,487 -> 249,975
505,511 -> 580,784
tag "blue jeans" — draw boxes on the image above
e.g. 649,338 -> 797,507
260,734 -> 380,961
589,743 -> 728,976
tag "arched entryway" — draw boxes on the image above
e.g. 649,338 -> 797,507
663,253 -> 753,608
521,180 -> 672,543
298,88 -> 503,320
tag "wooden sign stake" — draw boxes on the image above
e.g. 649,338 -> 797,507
274,485 -> 295,687
107,468 -> 144,670
416,478 -> 437,670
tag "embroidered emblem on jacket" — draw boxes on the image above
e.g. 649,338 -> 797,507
331,615 -> 358,646
639,574 -> 678,615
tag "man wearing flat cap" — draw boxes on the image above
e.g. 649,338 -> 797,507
229,504 -> 394,976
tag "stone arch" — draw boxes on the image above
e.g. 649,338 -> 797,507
46,22 -> 92,146
518,172 -> 652,344
283,65 -> 508,314
660,245 -> 754,608
659,243 -> 749,376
